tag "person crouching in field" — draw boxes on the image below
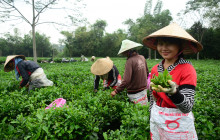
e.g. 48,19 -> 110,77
4,55 -> 53,91
91,57 -> 121,93
111,39 -> 149,105
142,23 -> 203,139
91,56 -> 96,62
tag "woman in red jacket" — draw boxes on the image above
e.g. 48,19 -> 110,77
143,23 -> 203,139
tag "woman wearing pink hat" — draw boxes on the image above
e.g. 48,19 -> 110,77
143,23 -> 203,139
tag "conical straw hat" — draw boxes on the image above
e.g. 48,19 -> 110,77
91,57 -> 113,75
142,23 -> 203,54
4,55 -> 25,72
118,39 -> 143,55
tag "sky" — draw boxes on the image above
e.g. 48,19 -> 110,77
0,0 -> 190,44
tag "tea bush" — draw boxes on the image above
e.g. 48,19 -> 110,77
0,58 -> 219,139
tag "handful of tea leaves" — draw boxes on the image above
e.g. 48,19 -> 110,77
151,69 -> 173,88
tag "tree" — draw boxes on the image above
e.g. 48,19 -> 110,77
60,31 -> 74,57
144,0 -> 152,15
0,30 -> 52,57
188,21 -> 205,60
153,0 -> 165,59
61,20 -> 126,57
143,0 -> 153,59
186,0 -> 220,28
51,44 -> 59,58
123,18 -> 136,38
35,32 -> 51,57
0,0 -> 86,62
153,0 -> 162,15
141,0 -> 168,59
188,26 -> 220,59
4,28 -> 23,55
73,26 -> 91,56
88,20 -> 107,56
102,29 -> 127,57
124,0 -> 172,59
202,28 -> 220,59
0,38 -> 7,56
22,34 -> 33,57
181,0 -> 218,59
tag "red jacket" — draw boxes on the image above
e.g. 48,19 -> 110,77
16,60 -> 40,87
150,58 -> 197,113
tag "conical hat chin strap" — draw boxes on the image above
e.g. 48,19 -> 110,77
188,41 -> 198,53
173,41 -> 197,58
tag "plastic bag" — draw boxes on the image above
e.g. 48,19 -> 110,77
45,98 -> 66,109
150,103 -> 198,140
127,89 -> 148,105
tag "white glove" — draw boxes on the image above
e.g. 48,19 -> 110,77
150,80 -> 177,95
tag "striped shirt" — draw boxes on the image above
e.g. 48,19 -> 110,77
149,58 -> 196,113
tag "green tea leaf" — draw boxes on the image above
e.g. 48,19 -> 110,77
151,69 -> 172,88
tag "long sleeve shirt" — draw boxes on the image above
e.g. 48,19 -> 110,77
94,65 -> 119,90
16,60 -> 40,87
115,54 -> 149,94
149,58 -> 197,113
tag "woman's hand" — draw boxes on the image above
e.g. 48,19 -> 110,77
111,91 -> 117,97
150,80 -> 177,95
25,83 -> 29,88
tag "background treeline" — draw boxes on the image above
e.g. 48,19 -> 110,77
1,20 -> 219,59
0,29 -> 59,58
0,0 -> 219,59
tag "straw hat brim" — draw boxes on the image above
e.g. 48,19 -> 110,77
4,55 -> 25,72
91,57 -> 113,75
118,39 -> 143,55
118,45 -> 143,55
142,23 -> 203,54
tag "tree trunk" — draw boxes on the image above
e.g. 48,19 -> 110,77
52,47 -> 55,60
154,50 -> 156,59
32,0 -> 37,63
69,48 -> 72,57
32,26 -> 37,62
148,48 -> 151,59
52,49 -> 54,59
197,30 -> 204,60
0,50 -> 2,56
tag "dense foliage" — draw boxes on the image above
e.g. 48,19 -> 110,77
0,57 -> 219,139
186,0 -> 220,28
0,30 -> 53,57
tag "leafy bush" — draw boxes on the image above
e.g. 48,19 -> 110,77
0,58 -> 219,139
